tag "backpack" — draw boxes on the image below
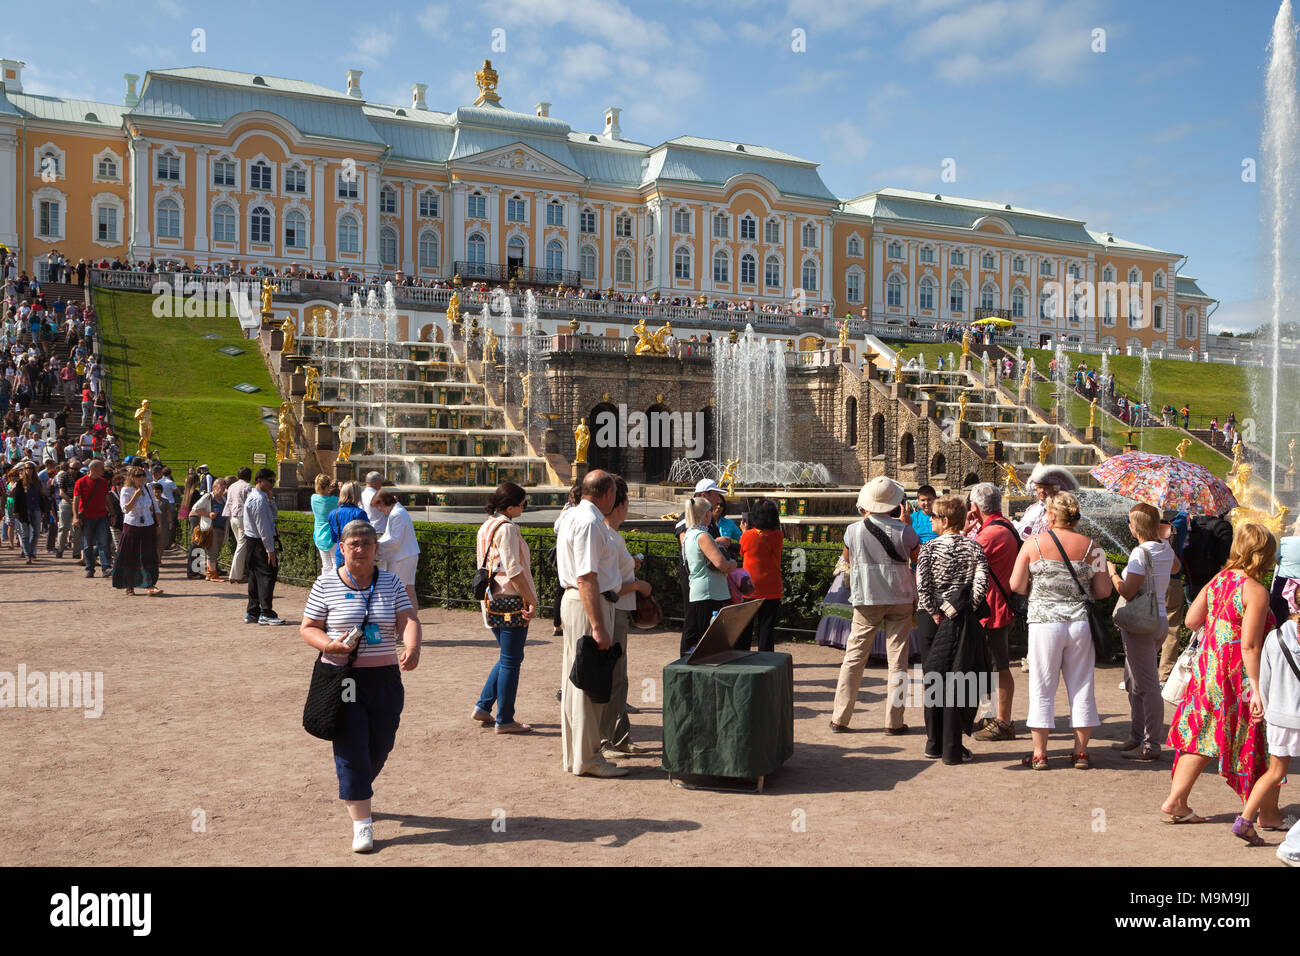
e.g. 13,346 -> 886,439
1184,515 -> 1233,594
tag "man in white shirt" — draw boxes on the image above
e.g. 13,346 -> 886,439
225,467 -> 254,583
555,469 -> 626,778
361,471 -> 387,534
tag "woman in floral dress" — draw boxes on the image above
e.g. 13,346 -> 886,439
1163,523 -> 1289,825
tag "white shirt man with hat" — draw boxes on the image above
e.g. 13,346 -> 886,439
830,476 -> 921,734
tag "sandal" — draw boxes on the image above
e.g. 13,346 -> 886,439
1259,814 -> 1299,831
472,709 -> 494,725
495,722 -> 532,734
1162,809 -> 1207,824
1073,750 -> 1091,770
1232,816 -> 1268,846
124,588 -> 136,596
1020,752 -> 1049,771
829,720 -> 848,733
146,587 -> 163,597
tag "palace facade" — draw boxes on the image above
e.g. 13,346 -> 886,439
0,56 -> 1212,351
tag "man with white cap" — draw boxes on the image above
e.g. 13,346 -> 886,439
196,464 -> 214,496
830,476 -> 921,735
1016,464 -> 1079,541
675,477 -> 731,619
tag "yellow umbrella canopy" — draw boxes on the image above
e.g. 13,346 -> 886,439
970,317 -> 1016,328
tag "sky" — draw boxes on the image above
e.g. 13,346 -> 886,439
3,0 -> 1295,333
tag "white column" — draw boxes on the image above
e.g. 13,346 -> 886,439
1085,259 -> 1096,344
402,181 -> 414,274
601,205 -> 612,287
871,236 -> 884,314
907,241 -> 917,318
821,217 -> 832,308
0,129 -> 18,247
567,193 -> 578,281
193,145 -> 209,256
487,187 -> 500,269
656,201 -> 670,288
449,182 -> 465,270
363,164 -> 380,271
1001,249 -> 1010,312
939,244 -> 948,319
311,160 -> 326,261
785,213 -> 796,299
129,135 -> 152,252
1029,257 -> 1040,338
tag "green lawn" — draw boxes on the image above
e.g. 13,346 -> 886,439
97,289 -> 277,475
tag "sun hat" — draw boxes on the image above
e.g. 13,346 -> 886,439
693,478 -> 723,496
857,476 -> 906,514
1027,463 -> 1079,492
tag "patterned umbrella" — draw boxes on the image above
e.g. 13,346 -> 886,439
1089,452 -> 1237,514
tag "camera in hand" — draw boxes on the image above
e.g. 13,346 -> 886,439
341,625 -> 363,650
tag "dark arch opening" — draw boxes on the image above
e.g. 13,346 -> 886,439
587,403 -> 621,476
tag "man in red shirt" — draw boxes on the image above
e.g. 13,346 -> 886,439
73,458 -> 114,577
966,482 -> 1021,741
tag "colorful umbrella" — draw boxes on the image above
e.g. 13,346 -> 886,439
971,317 -> 1016,327
1089,452 -> 1237,514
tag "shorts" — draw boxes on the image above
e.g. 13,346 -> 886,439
984,625 -> 1010,671
1267,723 -> 1300,758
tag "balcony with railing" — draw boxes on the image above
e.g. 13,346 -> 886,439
451,260 -> 582,287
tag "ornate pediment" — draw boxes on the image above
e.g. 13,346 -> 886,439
461,143 -> 580,180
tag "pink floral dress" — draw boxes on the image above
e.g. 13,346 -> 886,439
1167,570 -> 1275,799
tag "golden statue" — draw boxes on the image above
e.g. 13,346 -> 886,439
336,414 -> 355,464
574,421 -> 591,464
1002,462 -> 1025,494
133,399 -> 154,456
838,320 -> 850,349
1232,439 -> 1246,472
1175,437 -> 1192,459
304,366 -> 320,403
474,59 -> 501,106
519,370 -> 532,409
1289,438 -> 1297,477
1227,461 -> 1291,536
446,291 -> 462,329
279,317 -> 296,355
484,327 -> 498,365
276,402 -> 298,463
720,458 -> 740,496
960,328 -> 971,358
648,322 -> 673,355
1038,433 -> 1055,465
957,390 -> 969,423
1021,365 -> 1031,391
260,278 -> 278,316
1088,398 -> 1097,429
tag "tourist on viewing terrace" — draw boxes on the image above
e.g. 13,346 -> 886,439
300,518 -> 421,853
830,477 -> 920,735
1163,523 -> 1286,827
1009,491 -> 1110,770
112,466 -> 163,596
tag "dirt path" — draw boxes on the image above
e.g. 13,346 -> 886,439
0,553 -> 1285,866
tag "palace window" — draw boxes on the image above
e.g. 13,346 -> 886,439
919,245 -> 935,264
507,196 -> 526,222
338,173 -> 358,200
1040,260 -> 1053,277
213,159 -> 236,187
250,205 -> 271,245
156,152 -> 180,182
1011,288 -> 1025,318
285,210 -> 307,249
380,187 -> 397,214
213,203 -> 236,243
982,252 -> 996,270
713,212 -> 729,239
548,240 -> 567,278
546,200 -> 564,227
847,236 -> 861,256
97,157 -> 118,180
615,213 -> 632,238
802,223 -> 817,248
846,272 -> 862,303
580,207 -> 597,233
713,250 -> 729,284
740,253 -> 756,285
38,200 -> 61,238
379,228 -> 397,266
97,205 -> 118,243
1184,310 -> 1198,338
250,161 -> 272,192
467,193 -> 486,219
888,241 -> 902,259
674,246 -> 691,280
949,249 -> 965,267
801,258 -> 817,293
284,166 -> 306,194
467,233 -> 486,267
1154,272 -> 1165,289
949,281 -> 965,314
419,191 -> 439,218
338,215 -> 360,253
1129,268 -> 1141,284
418,230 -> 439,269
645,247 -> 654,283
981,283 -> 997,311
764,255 -> 780,288
1067,263 -> 1081,280
580,245 -> 596,282
765,218 -> 780,244
887,275 -> 902,308
1154,303 -> 1164,331
673,208 -> 692,234
1012,256 -> 1025,272
1103,265 -> 1115,282
740,215 -> 756,241
157,198 -> 181,238
1102,292 -> 1115,326
1040,290 -> 1055,320
615,248 -> 632,283
919,277 -> 935,311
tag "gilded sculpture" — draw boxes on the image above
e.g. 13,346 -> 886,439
474,59 -> 501,105
519,370 -> 532,409
1002,462 -> 1025,494
574,421 -> 591,464
276,402 -> 298,463
960,328 -> 971,358
1289,438 -> 1297,477
838,320 -> 850,349
484,327 -> 499,365
1175,437 -> 1192,459
719,458 -> 740,496
1089,398 -> 1097,429
279,317 -> 296,355
446,291 -> 462,329
1021,365 -> 1031,391
260,278 -> 278,316
336,414 -> 356,464
134,399 -> 154,456
1038,433 -> 1054,465
957,390 -> 969,423
304,366 -> 320,403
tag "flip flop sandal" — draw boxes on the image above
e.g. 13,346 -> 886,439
1073,751 -> 1091,770
1259,815 -> 1299,831
1161,810 -> 1207,824
1020,753 -> 1049,770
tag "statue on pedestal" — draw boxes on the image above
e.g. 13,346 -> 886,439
1021,365 -> 1031,391
720,458 -> 740,496
260,278 -> 278,317
574,421 -> 590,464
484,328 -> 498,365
957,390 -> 969,423
446,291 -> 462,330
1175,437 -> 1192,459
1038,433 -> 1055,465
134,399 -> 154,456
1002,462 -> 1025,494
304,366 -> 320,403
276,402 -> 298,463
519,370 -> 532,409
1089,398 -> 1097,429
279,317 -> 296,355
336,414 -> 355,463
960,328 -> 971,358
1289,438 -> 1297,477
838,320 -> 850,349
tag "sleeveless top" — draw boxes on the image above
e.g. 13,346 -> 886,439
1027,535 -> 1096,624
685,527 -> 730,603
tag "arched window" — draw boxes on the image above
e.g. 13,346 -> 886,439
764,255 -> 780,288
847,236 -> 861,256
250,205 -> 271,244
580,207 -> 596,233
1040,290 -> 1055,320
1102,265 -> 1115,282
919,245 -> 935,264
419,190 -> 439,218
900,433 -> 915,466
673,208 -> 692,234
888,241 -> 902,259
418,230 -> 439,269
1184,310 -> 1198,339
981,283 -> 997,311
157,198 -> 181,238
801,258 -> 818,292
674,246 -> 691,280
213,203 -> 236,244
765,218 -> 781,244
646,246 -> 654,282
845,396 -> 858,446
949,280 -> 965,314
1012,255 -> 1024,272
507,236 -> 525,272
467,232 -> 486,268
919,277 -> 934,311
846,270 -> 862,303
739,215 -> 756,241
615,248 -> 632,283
379,227 -> 397,266
1012,287 -> 1026,318
467,191 -> 486,219
250,160 -> 271,191
285,210 -> 307,249
545,240 -> 564,279
872,414 -> 885,455
380,186 -> 397,214
580,245 -> 596,282
931,453 -> 946,477
981,252 -> 995,270
802,222 -> 817,248
887,275 -> 902,308
712,212 -> 729,239
740,254 -> 756,285
1128,267 -> 1141,285
615,213 -> 632,237
547,200 -> 564,227
283,163 -> 306,193
337,214 -> 359,253
713,250 -> 729,283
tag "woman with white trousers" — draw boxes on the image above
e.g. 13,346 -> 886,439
372,491 -> 420,609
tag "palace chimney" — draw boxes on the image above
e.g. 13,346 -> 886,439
412,83 -> 428,110
603,106 -> 622,141
345,69 -> 363,99
1,59 -> 25,94
535,102 -> 551,117
122,73 -> 139,107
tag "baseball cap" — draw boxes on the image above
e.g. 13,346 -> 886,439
693,478 -> 723,496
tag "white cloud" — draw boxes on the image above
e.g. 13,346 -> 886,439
417,3 -> 448,37
1146,122 -> 1200,145
493,0 -> 668,52
820,119 -> 871,164
866,81 -> 909,123
775,69 -> 848,97
342,24 -> 396,70
155,0 -> 182,16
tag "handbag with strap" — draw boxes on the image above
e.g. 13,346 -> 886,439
1113,544 -> 1164,634
1046,528 -> 1113,663
1162,627 -> 1203,704
302,573 -> 376,740
471,517 -> 509,601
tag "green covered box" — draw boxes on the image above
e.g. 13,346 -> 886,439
661,652 -> 794,780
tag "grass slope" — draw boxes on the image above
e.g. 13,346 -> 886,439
97,289 -> 277,474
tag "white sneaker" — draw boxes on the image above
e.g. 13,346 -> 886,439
1278,845 -> 1300,867
352,823 -> 373,853
1118,679 -> 1127,690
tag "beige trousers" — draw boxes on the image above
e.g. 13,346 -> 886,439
1158,576 -> 1187,682
560,589 -> 616,775
832,602 -> 915,729
227,515 -> 249,581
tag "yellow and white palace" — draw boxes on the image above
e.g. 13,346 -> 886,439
0,56 -> 1213,351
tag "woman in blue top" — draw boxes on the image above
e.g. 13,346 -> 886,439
1271,515 -> 1300,626
328,481 -> 367,568
679,495 -> 736,656
311,473 -> 341,571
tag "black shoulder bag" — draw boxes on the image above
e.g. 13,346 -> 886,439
862,517 -> 907,563
302,572 -> 377,741
1046,528 -> 1112,663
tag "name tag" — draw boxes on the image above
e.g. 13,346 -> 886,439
364,623 -> 382,646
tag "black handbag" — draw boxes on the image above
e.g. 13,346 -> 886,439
301,573 -> 375,740
568,635 -> 623,703
471,518 -> 509,601
1046,529 -> 1113,663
